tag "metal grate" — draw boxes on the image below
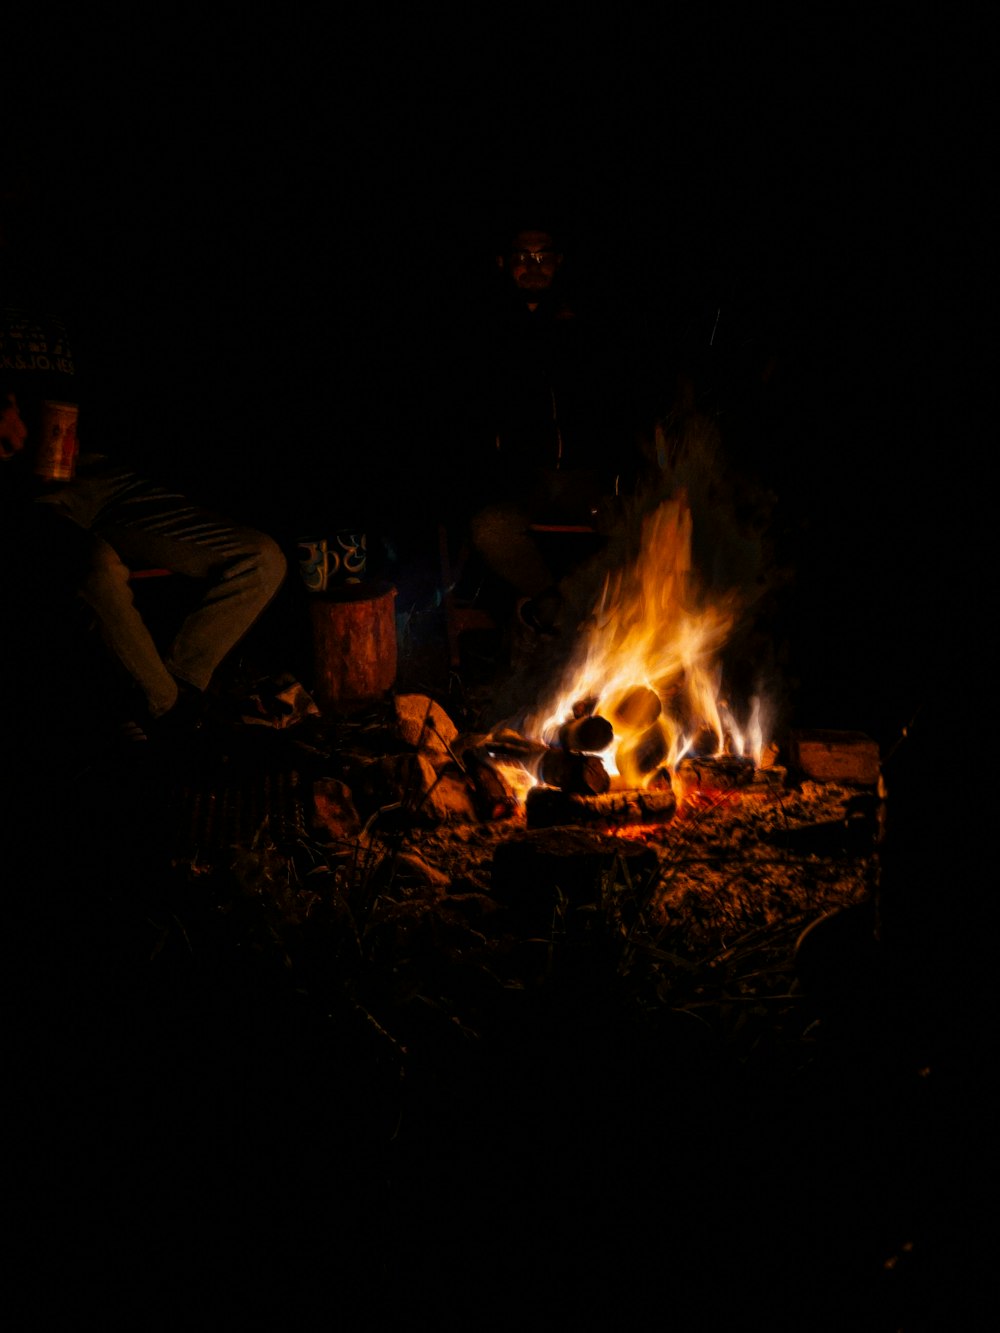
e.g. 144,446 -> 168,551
172,766 -> 310,866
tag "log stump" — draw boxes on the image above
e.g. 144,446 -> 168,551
492,828 -> 660,936
309,580 -> 397,711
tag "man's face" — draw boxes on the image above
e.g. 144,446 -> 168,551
506,230 -> 562,294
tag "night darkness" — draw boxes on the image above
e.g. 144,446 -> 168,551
5,12 -> 994,1324
8,14 -> 979,739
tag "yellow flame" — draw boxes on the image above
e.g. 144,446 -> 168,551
522,493 -> 770,785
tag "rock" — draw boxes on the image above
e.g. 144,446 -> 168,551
411,753 -> 478,825
311,777 -> 362,840
396,851 -> 452,888
379,752 -> 478,825
394,693 -> 459,762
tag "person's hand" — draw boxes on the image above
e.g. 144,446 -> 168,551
0,392 -> 28,460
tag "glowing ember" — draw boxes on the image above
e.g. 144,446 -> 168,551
518,491 -> 772,792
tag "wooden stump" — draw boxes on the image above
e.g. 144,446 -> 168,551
492,828 -> 659,934
788,730 -> 881,785
309,580 -> 397,711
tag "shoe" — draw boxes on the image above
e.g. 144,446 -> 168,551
110,684 -> 205,770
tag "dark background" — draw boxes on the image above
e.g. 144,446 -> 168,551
5,16 -> 994,1322
5,12 -> 990,742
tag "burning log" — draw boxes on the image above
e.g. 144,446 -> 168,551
462,749 -> 520,821
526,784 -> 676,829
615,721 -> 668,783
556,714 -> 614,753
473,731 -> 610,796
537,748 -> 611,795
672,754 -> 755,801
608,684 -> 662,730
478,730 -> 549,764
688,723 -> 721,758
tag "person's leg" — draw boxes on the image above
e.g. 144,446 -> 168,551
38,466 -> 287,717
78,535 -> 183,718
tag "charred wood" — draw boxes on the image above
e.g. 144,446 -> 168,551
537,749 -> 611,795
475,732 -> 610,795
525,784 -> 677,829
615,721 -> 668,779
557,714 -> 614,753
673,754 -> 755,799
462,749 -> 520,821
479,731 -> 549,763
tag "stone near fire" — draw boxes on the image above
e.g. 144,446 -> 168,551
377,750 -> 477,825
393,692 -> 459,762
310,777 -> 362,840
410,752 -> 478,825
788,730 -> 881,785
395,850 -> 452,888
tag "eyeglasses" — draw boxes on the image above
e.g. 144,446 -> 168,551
511,250 -> 556,265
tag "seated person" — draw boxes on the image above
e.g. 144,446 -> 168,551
459,223 -> 640,637
1,391 -> 287,762
1,183 -> 287,766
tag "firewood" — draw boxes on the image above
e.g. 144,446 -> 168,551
557,714 -> 614,753
478,732 -> 549,763
462,749 -> 520,821
673,754 -> 755,799
688,723 -> 721,757
537,749 -> 611,795
525,784 -> 676,829
788,730 -> 880,785
615,722 -> 668,780
608,685 -> 662,730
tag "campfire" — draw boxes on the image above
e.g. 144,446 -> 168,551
169,475 -> 883,995
471,490 -> 778,828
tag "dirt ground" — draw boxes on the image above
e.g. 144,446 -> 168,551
5,587 -> 990,1329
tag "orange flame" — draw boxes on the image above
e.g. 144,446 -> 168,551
521,492 -> 771,786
